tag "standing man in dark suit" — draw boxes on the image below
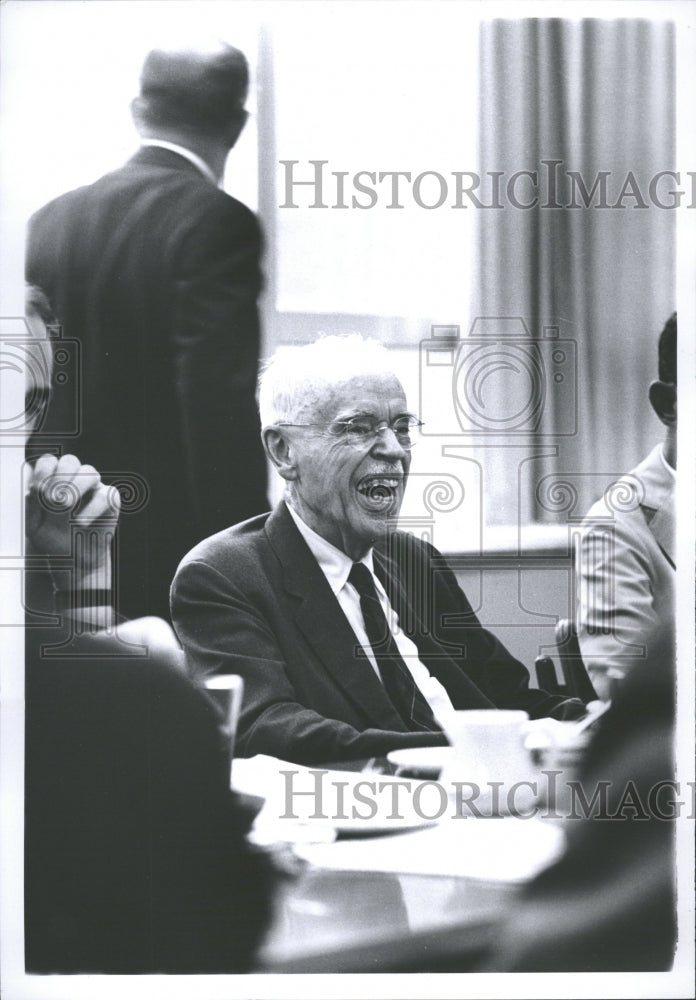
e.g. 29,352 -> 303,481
172,335 -> 584,765
26,41 -> 268,621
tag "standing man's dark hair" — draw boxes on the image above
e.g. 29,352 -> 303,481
133,43 -> 248,122
26,40 -> 268,621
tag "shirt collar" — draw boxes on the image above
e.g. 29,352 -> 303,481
285,501 -> 373,594
658,442 -> 676,481
139,139 -> 219,186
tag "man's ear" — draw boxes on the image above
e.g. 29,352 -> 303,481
263,427 -> 298,481
225,108 -> 248,149
130,97 -> 146,133
649,380 -> 677,426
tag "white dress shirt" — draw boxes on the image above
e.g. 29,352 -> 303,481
139,139 -> 219,186
286,502 -> 456,727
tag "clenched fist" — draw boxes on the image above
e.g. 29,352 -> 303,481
25,454 -> 121,589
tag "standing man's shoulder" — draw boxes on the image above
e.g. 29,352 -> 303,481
162,176 -> 263,272
28,181 -> 93,230
28,158 -> 257,232
118,148 -> 258,229
190,185 -> 262,239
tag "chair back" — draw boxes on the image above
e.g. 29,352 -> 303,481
555,619 -> 598,704
534,654 -> 566,696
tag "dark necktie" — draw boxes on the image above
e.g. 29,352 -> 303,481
348,562 -> 441,732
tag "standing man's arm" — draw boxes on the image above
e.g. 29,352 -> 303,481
172,196 -> 268,536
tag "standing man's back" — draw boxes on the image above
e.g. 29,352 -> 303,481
26,42 -> 268,620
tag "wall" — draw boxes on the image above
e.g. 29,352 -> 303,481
454,551 -> 573,689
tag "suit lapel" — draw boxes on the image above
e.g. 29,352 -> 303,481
374,537 -> 494,710
264,505 -> 409,731
644,499 -> 676,568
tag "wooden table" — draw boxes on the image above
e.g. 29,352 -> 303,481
258,865 -> 519,972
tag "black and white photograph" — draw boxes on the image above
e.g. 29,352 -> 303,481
1,1 -> 694,998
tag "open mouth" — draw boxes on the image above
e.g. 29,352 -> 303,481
356,475 -> 402,513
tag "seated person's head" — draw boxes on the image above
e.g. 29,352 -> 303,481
23,284 -> 57,446
648,312 -> 677,467
259,335 -> 419,560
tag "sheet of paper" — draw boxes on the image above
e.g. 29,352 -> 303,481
234,755 -> 566,880
233,754 -> 436,840
292,816 -> 565,883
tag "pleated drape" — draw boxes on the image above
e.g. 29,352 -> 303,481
474,18 -> 675,525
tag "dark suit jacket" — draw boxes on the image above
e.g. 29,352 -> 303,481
171,503 -> 582,765
24,624 -> 275,974
25,146 -> 268,621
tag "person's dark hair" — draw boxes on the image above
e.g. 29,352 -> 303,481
657,312 -> 676,384
132,43 -> 249,138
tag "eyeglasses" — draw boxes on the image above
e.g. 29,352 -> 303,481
276,414 -> 424,450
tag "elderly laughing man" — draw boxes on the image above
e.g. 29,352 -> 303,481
171,336 -> 583,765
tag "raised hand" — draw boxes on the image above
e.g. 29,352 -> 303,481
25,453 -> 120,590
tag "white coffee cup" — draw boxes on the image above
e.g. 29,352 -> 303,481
439,709 -> 535,815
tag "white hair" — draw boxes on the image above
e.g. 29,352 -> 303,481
258,334 -> 398,428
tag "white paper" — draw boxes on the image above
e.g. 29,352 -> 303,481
294,815 -> 566,883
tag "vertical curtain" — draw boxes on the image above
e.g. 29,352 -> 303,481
474,18 -> 675,525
